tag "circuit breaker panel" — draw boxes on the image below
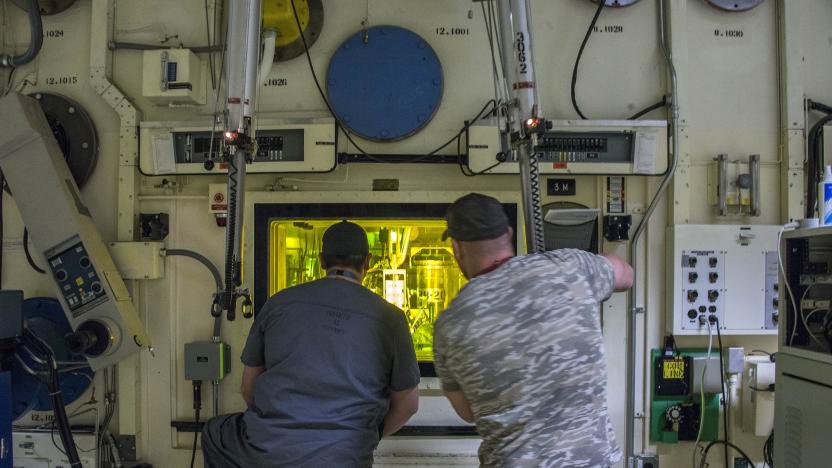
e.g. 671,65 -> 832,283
667,225 -> 780,335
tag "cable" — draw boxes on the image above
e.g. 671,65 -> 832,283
23,227 -> 46,274
713,317 -> 730,468
1,0 -> 43,67
203,0 -> 216,89
692,318 -> 714,468
763,430 -> 774,467
628,96 -> 668,120
0,172 -> 4,289
164,248 -> 224,336
698,440 -> 756,468
570,0 -> 605,119
777,223 -> 800,346
190,380 -> 203,468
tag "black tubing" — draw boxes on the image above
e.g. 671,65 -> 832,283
165,249 -> 224,337
5,0 -> 43,67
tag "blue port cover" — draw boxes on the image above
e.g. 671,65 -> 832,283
326,25 -> 444,141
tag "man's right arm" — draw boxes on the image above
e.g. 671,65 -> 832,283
241,365 -> 265,407
382,386 -> 419,436
602,253 -> 634,292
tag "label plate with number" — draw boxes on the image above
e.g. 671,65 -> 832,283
547,178 -> 577,196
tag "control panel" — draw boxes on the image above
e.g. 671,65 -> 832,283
678,250 -> 726,331
509,131 -> 633,164
764,251 -> 779,330
466,120 -> 667,175
48,241 -> 106,317
171,128 -> 304,164
667,225 -> 781,335
0,93 -> 151,371
139,119 -> 336,174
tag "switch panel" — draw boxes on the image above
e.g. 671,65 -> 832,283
48,241 -> 106,316
466,120 -> 668,175
667,225 -> 781,336
139,119 -> 336,174
764,251 -> 779,330
679,250 -> 726,331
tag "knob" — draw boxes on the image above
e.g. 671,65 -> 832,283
708,290 -> 720,302
688,309 -> 698,319
687,290 -> 699,302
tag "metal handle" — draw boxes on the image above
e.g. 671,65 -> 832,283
750,154 -> 761,216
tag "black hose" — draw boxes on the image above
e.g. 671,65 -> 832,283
3,0 -> 43,67
164,248 -> 224,337
714,319 -> 730,468
221,155 -> 241,321
23,228 -> 46,274
570,0 -> 605,119
700,440 -> 755,467
627,96 -> 668,120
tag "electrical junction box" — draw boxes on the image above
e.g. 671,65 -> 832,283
13,431 -> 96,467
667,224 -> 781,336
742,361 -> 775,436
108,242 -> 165,280
466,120 -> 667,175
139,119 -> 336,174
650,349 -> 720,444
184,341 -> 231,381
141,49 -> 206,105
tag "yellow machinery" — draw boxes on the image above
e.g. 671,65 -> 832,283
269,219 -> 465,362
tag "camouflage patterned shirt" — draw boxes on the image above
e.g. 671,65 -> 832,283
433,249 -> 620,468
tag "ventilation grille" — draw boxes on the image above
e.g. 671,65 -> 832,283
784,405 -> 804,468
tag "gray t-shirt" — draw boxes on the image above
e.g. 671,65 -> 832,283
241,277 -> 420,467
433,249 -> 620,468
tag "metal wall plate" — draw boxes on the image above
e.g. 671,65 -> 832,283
10,0 -> 77,15
704,0 -> 765,12
30,92 -> 98,188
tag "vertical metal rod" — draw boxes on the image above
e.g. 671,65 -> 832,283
212,380 -> 220,416
221,0 -> 261,321
717,154 -> 728,216
750,154 -> 761,216
625,0 -> 680,463
496,0 -> 545,253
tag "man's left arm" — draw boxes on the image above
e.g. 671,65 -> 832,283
240,311 -> 268,408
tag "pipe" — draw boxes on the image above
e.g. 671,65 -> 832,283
625,0 -> 680,462
495,0 -> 545,253
259,30 -> 277,86
108,41 -> 223,54
163,249 -> 224,338
2,0 -> 43,67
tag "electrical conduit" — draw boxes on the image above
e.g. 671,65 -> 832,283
625,0 -> 680,462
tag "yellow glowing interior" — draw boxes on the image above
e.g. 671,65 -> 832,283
269,219 -> 465,361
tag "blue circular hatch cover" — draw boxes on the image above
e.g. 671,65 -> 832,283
326,26 -> 444,142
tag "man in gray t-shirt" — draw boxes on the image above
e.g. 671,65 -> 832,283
433,194 -> 634,468
202,221 -> 420,467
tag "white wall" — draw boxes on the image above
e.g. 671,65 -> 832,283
2,0 -> 827,466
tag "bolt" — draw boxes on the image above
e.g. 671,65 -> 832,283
68,106 -> 76,114
81,142 -> 89,149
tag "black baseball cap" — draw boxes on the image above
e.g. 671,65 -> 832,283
442,193 -> 510,242
322,221 -> 370,256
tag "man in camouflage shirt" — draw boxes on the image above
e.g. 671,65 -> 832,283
433,193 -> 634,467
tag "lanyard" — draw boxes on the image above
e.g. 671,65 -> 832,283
327,269 -> 360,281
473,256 -> 512,278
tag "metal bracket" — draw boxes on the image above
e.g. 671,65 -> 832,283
113,434 -> 137,461
630,454 -> 659,468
